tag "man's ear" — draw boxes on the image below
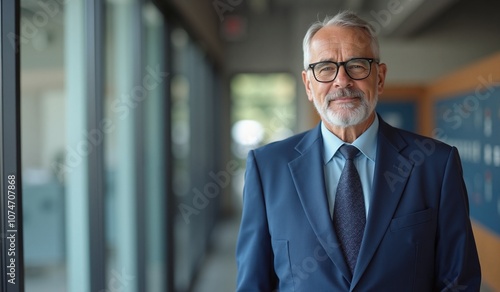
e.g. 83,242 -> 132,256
302,70 -> 314,102
377,63 -> 387,95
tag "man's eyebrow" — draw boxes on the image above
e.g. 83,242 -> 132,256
316,57 -> 363,63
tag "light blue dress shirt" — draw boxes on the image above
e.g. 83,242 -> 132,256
321,115 -> 379,218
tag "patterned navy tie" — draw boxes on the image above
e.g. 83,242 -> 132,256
333,145 -> 366,274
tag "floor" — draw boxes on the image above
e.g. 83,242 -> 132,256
192,215 -> 240,292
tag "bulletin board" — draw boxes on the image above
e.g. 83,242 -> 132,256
434,87 -> 500,236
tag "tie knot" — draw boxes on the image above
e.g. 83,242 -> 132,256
338,145 -> 360,160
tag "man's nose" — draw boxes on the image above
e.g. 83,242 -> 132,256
333,65 -> 354,88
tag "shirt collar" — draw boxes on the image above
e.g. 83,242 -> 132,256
321,115 -> 379,164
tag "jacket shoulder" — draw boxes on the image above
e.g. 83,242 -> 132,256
252,127 -> 318,160
380,120 -> 454,156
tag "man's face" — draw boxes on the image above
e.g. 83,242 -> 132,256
302,26 -> 387,128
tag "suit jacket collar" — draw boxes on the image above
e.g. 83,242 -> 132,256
289,117 -> 414,289
294,123 -> 322,155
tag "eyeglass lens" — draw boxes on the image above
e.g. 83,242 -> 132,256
314,59 -> 371,82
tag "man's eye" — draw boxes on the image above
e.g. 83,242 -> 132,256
319,66 -> 335,72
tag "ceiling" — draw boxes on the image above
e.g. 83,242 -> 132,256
240,0 -> 463,37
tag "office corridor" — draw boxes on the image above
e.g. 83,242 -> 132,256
5,0 -> 500,290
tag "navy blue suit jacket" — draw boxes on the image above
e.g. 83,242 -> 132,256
236,118 -> 481,291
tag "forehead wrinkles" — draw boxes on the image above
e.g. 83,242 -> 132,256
310,27 -> 372,59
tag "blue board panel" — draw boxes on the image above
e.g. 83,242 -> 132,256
434,86 -> 500,235
377,101 -> 416,132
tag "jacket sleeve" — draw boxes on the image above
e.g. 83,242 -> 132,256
435,146 -> 481,291
236,150 -> 278,291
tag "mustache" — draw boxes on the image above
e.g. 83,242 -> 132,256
325,88 -> 365,102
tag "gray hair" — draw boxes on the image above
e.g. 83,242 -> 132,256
302,11 -> 380,70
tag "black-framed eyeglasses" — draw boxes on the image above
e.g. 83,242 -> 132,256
308,58 -> 379,83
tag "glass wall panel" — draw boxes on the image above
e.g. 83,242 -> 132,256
20,0 -> 214,290
171,26 -> 192,291
104,0 -> 118,282
20,1 -> 68,291
104,0 -> 139,291
21,0 -> 94,290
143,2 -> 167,291
104,1 -> 169,291
171,25 -> 221,291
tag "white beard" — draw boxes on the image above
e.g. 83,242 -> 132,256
312,87 -> 377,128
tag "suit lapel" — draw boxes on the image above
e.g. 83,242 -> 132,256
288,125 -> 352,282
351,119 -> 414,289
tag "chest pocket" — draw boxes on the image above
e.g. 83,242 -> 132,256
390,208 -> 434,232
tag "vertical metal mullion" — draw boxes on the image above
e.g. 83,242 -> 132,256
86,1 -> 106,291
0,1 -> 24,291
133,1 -> 146,291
